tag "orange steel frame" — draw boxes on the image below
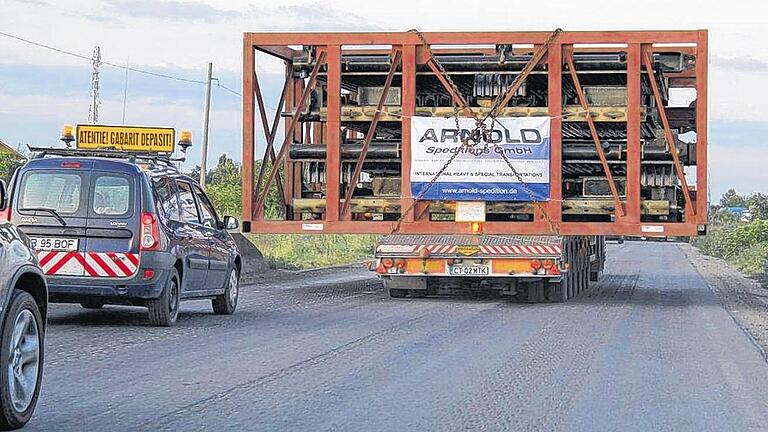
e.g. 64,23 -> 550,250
242,30 -> 708,236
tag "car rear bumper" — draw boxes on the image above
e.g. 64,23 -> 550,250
46,251 -> 175,304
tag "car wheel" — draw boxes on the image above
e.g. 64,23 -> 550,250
212,268 -> 239,315
0,291 -> 43,430
147,269 -> 180,326
80,299 -> 104,310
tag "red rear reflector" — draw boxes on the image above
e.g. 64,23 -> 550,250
143,269 -> 155,280
61,161 -> 81,168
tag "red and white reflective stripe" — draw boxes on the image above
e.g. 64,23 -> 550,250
479,244 -> 561,255
37,251 -> 139,277
419,244 -> 458,254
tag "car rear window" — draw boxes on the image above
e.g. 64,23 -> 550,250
93,175 -> 131,216
20,172 -> 82,214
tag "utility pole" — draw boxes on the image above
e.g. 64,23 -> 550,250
200,62 -> 213,188
88,46 -> 102,124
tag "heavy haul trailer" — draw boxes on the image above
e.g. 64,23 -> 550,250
241,30 -> 707,300
375,235 -> 605,302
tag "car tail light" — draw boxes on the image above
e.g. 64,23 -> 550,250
530,259 -> 542,270
381,258 -> 393,268
140,212 -> 160,251
61,161 -> 81,168
143,269 -> 155,280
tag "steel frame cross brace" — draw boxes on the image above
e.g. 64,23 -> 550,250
341,48 -> 403,219
254,49 -> 327,219
564,48 -> 626,218
254,71 -> 289,214
642,47 -> 696,218
423,60 -> 474,117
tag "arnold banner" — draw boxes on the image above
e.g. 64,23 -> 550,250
410,117 -> 551,201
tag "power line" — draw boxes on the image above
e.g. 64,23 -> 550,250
0,29 -> 225,86
213,80 -> 242,97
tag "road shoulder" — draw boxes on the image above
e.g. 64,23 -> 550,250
682,243 -> 768,361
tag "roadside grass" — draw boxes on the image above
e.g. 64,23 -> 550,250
246,234 -> 379,270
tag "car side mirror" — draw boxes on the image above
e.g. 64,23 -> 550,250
0,180 -> 7,211
223,216 -> 239,230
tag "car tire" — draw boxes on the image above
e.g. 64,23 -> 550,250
212,268 -> 239,315
80,300 -> 104,310
0,290 -> 44,430
147,269 -> 180,327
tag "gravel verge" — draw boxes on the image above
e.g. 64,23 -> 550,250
682,243 -> 768,361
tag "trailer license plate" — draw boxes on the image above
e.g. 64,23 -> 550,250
30,237 -> 78,251
449,265 -> 490,276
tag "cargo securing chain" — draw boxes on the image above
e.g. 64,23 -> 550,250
389,28 -> 563,236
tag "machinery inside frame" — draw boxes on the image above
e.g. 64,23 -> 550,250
243,31 -> 707,235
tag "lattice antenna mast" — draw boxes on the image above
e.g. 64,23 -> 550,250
88,45 -> 102,124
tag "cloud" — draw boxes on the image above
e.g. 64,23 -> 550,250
103,0 -> 240,23
259,3 -> 388,31
711,55 -> 768,73
14,0 -> 47,5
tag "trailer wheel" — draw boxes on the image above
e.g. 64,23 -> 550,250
388,288 -> 407,298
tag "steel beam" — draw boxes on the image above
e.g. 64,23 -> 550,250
325,45 -> 342,222
242,40 -> 255,225
546,44 -> 563,224
642,47 -> 696,218
564,48 -> 626,218
625,44 -> 642,223
253,71 -> 288,212
400,44 -> 417,223
254,49 -> 327,219
695,30 -> 708,223
341,48 -> 402,219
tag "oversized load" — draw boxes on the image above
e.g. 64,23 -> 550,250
241,29 -> 708,238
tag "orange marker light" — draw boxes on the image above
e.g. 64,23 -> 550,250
471,222 -> 483,234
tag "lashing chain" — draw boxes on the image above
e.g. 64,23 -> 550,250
389,29 -> 562,237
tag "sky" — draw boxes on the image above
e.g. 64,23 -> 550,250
0,0 -> 767,199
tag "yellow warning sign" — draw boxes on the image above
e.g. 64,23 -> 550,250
76,125 -> 175,153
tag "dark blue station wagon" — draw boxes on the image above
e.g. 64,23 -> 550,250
1,149 -> 241,326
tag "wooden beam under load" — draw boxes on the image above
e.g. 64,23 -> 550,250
341,48 -> 403,219
318,106 -> 645,122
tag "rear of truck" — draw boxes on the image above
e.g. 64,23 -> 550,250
374,234 -> 605,302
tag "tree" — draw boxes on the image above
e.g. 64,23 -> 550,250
720,189 -> 747,208
0,153 -> 25,183
747,193 -> 768,220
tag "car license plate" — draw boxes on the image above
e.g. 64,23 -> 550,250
449,264 -> 490,276
30,237 -> 79,251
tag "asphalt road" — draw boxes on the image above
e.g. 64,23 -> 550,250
26,243 -> 768,431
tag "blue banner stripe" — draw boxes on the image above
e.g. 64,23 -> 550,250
412,182 -> 550,202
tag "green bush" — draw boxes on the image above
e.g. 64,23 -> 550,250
730,242 -> 768,276
721,220 -> 768,259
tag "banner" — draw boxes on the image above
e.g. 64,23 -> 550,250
410,117 -> 550,201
